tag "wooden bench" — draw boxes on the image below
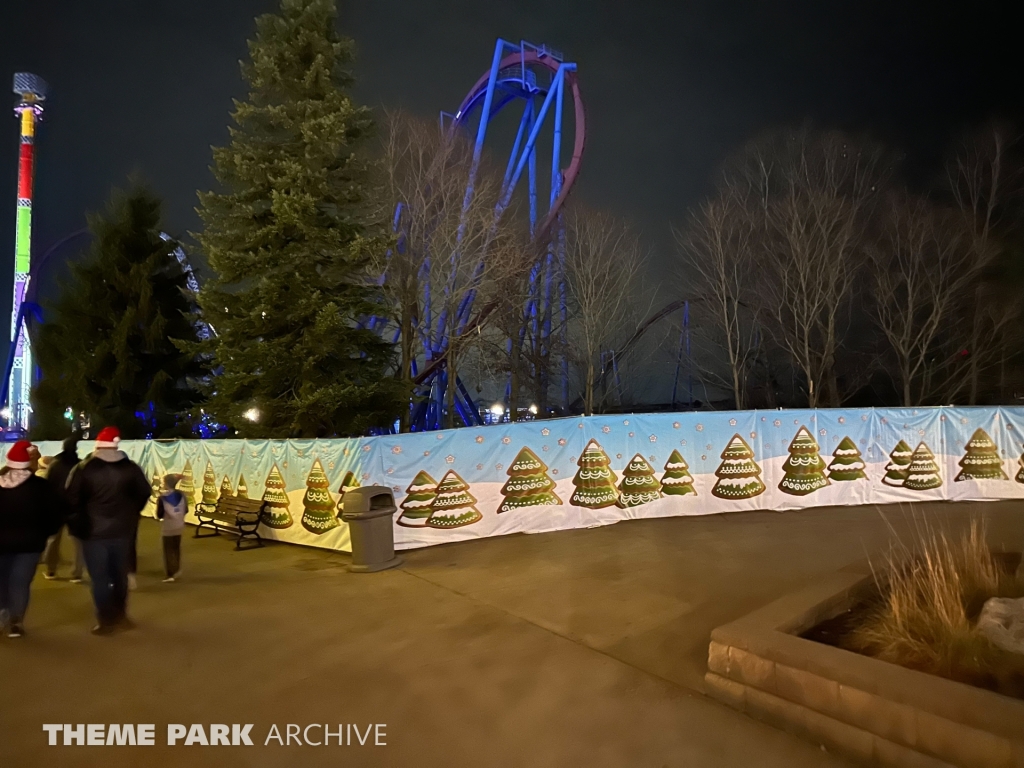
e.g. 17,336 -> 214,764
194,496 -> 266,550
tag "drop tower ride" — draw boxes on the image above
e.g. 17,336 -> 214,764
8,73 -> 46,430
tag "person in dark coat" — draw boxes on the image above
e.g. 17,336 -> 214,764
0,440 -> 65,638
66,427 -> 152,635
42,437 -> 85,582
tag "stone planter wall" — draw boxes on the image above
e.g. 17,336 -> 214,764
705,564 -> 1024,767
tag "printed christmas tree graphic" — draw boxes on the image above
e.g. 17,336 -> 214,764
179,460 -> 196,507
236,474 -> 249,499
882,440 -> 913,487
301,459 -> 340,534
397,471 -> 437,527
569,439 -> 619,509
426,471 -> 482,529
827,436 -> 867,482
903,442 -> 942,491
335,471 -> 360,517
1016,452 -> 1024,485
499,447 -> 562,513
201,462 -> 218,505
260,464 -> 293,529
618,453 -> 662,507
661,450 -> 696,496
219,475 -> 234,499
779,426 -> 829,496
712,434 -> 766,500
955,428 -> 1008,481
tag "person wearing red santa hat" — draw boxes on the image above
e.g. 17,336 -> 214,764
66,427 -> 152,634
0,440 -> 66,638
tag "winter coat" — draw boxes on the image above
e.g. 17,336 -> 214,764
0,470 -> 66,553
66,451 -> 152,541
46,449 -> 79,501
157,490 -> 187,536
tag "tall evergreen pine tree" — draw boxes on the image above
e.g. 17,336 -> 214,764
32,187 -> 202,439
195,0 -> 403,437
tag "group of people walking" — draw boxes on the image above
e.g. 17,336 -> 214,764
0,426 -> 187,638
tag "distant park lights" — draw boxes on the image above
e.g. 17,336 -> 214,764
489,403 -> 504,416
0,406 -> 11,420
529,404 -> 539,415
243,407 -> 260,423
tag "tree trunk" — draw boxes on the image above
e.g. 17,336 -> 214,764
444,347 -> 457,430
509,335 -> 521,423
400,303 -> 414,432
585,361 -> 595,416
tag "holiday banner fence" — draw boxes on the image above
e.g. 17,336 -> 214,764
36,407 -> 1024,552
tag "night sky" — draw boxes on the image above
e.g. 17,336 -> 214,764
1,0 -> 1021,336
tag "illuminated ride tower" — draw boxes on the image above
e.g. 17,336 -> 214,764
7,73 -> 46,430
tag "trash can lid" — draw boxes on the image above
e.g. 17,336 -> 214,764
342,485 -> 397,519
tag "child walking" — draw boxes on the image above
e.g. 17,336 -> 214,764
157,474 -> 186,583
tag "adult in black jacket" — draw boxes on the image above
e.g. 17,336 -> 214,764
42,437 -> 85,582
0,440 -> 65,638
67,427 -> 151,634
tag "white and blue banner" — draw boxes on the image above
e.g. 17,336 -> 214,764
37,407 -> 1024,552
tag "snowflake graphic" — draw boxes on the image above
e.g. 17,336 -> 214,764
362,445 -> 371,452
386,468 -> 394,475
361,473 -> 370,481
423,451 -> 430,457
552,469 -> 559,476
881,418 -> 888,424
541,428 -> 550,436
616,453 -> 622,459
750,432 -> 757,439
495,463 -> 503,470
251,451 -> 260,459
913,410 -> 919,416
764,443 -> 771,449
794,419 -> 799,425
558,438 -> 567,446
761,416 -> 767,422
961,418 -> 969,425
696,424 -> 704,432
838,417 -> 845,424
681,440 -> 687,447
649,455 -> 656,462
570,457 -> 576,464
729,418 -> 737,426
283,462 -> 288,469
328,461 -> 335,470
1008,424 -> 1014,430
542,445 -> 550,452
578,423 -> 584,429
649,435 -> 657,442
629,432 -> 635,437
701,454 -> 707,461
392,446 -> 402,455
602,426 -> 611,433
903,424 -> 909,429
673,422 -> 681,429
706,443 -> 713,451
502,436 -> 511,445
475,436 -> 484,444
862,414 -> 869,421
623,420 -> 630,426
819,429 -> 827,436
918,429 -> 925,436
297,449 -> 305,457
476,463 -> 484,471
774,420 -> 781,427
940,415 -> 947,422
445,455 -> 455,464
436,434 -> 444,440
834,435 -> 840,441
393,485 -> 401,493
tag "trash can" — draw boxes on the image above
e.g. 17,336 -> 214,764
341,486 -> 403,573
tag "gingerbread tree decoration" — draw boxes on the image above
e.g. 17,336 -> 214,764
201,462 -> 219,506
219,475 -> 234,499
882,440 -> 913,487
236,474 -> 249,499
618,453 -> 662,507
828,436 -> 867,482
260,463 -> 293,529
712,434 -> 766,500
903,442 -> 942,491
499,447 -> 562,513
335,470 -> 360,517
569,439 -> 619,509
301,458 -> 339,534
179,460 -> 196,507
397,471 -> 437,527
661,450 -> 696,496
1015,451 -> 1024,484
779,426 -> 829,496
955,428 -> 1007,481
426,471 -> 482,529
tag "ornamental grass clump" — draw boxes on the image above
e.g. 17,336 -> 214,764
851,518 -> 1023,686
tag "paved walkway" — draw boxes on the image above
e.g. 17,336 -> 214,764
3,501 -> 1022,767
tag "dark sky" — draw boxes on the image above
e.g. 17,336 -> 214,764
1,0 -> 1021,330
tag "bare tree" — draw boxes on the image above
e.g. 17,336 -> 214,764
869,193 -> 983,406
373,111 -> 531,428
675,190 -> 760,409
725,129 -> 890,407
563,207 -> 648,415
